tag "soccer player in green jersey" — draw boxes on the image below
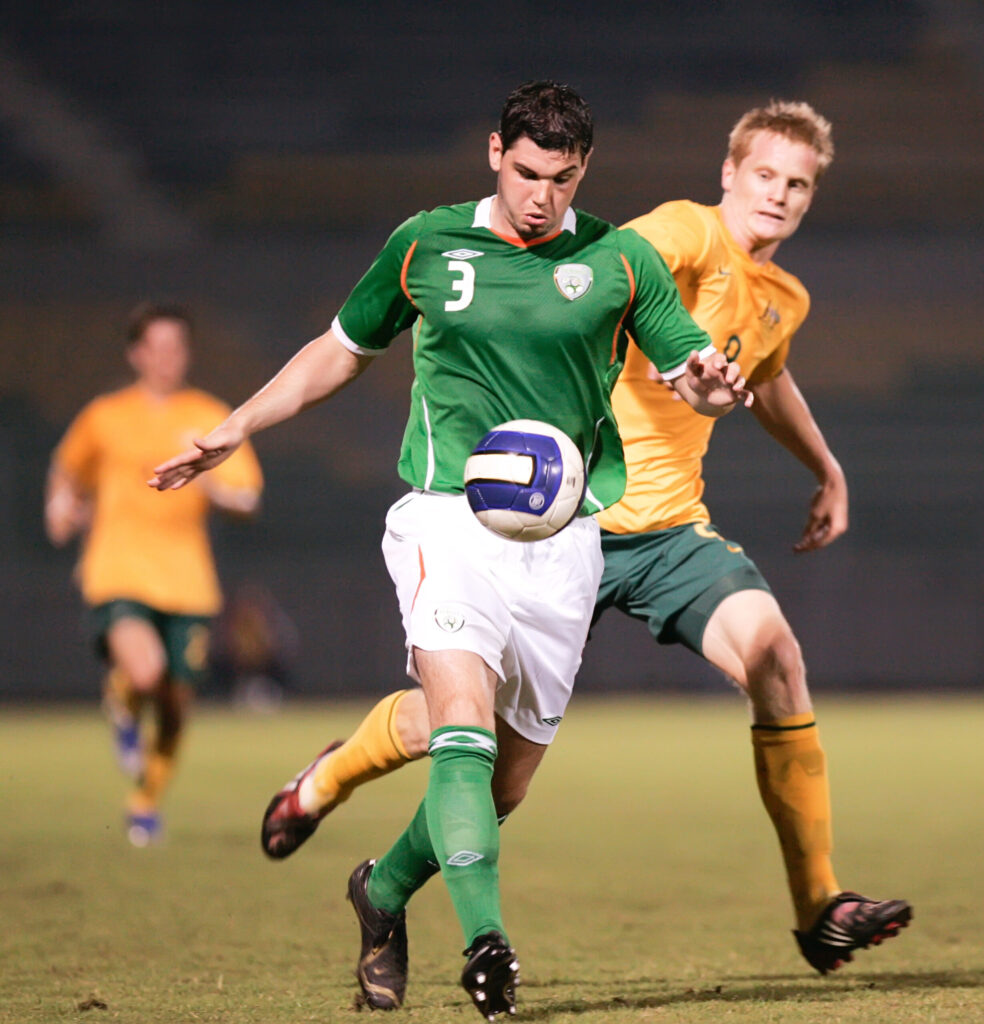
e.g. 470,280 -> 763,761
150,81 -> 750,1019
258,99 -> 913,985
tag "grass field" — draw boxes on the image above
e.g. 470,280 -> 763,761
2,694 -> 983,1024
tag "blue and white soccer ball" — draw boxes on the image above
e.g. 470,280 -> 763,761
464,419 -> 586,541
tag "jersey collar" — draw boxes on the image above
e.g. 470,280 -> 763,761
473,196 -> 577,245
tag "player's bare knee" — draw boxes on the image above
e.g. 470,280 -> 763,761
122,660 -> 167,694
746,623 -> 802,683
396,688 -> 431,758
746,629 -> 810,716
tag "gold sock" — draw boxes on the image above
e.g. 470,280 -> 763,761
752,713 -> 840,931
126,681 -> 187,816
104,667 -> 143,720
127,751 -> 175,815
309,690 -> 413,810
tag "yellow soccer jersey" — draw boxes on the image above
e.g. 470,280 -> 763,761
597,200 -> 810,535
54,384 -> 263,615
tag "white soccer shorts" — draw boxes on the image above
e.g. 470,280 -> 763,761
381,491 -> 603,745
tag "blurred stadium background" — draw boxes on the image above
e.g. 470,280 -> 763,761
2,0 -> 981,701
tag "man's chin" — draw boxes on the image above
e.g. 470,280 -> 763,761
518,221 -> 551,240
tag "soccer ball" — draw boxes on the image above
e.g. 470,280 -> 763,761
464,419 -> 586,541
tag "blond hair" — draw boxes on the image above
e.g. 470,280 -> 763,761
728,100 -> 834,179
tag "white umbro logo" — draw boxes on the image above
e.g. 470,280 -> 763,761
442,248 -> 484,260
447,850 -> 484,867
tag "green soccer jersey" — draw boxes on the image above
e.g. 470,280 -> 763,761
334,197 -> 712,512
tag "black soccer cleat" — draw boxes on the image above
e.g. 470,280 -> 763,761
461,931 -> 520,1021
347,859 -> 409,1010
794,890 -> 913,975
260,740 -> 344,859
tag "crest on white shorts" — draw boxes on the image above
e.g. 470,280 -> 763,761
554,263 -> 593,300
434,605 -> 466,632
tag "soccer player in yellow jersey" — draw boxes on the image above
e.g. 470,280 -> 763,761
256,102 -> 911,976
594,102 -> 911,972
46,302 -> 263,846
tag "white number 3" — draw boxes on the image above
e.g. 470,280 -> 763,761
444,260 -> 475,312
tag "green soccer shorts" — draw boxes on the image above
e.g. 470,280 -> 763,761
594,523 -> 772,654
91,599 -> 212,687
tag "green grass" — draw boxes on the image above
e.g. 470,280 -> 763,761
2,695 -> 983,1023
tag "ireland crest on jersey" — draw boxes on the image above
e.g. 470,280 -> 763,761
554,263 -> 593,300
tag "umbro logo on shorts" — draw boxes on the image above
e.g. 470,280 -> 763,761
541,716 -> 563,727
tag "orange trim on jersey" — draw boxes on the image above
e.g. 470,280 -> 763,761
613,253 -> 637,365
487,226 -> 564,249
400,240 -> 420,308
410,544 -> 426,613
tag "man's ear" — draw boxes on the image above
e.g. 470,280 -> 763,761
488,132 -> 504,172
720,157 -> 735,192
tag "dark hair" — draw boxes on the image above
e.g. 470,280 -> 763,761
498,80 -> 593,159
125,301 -> 194,346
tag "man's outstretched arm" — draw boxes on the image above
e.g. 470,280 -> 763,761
149,330 -> 372,492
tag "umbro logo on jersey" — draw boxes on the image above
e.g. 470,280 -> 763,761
442,248 -> 484,260
554,263 -> 593,300
541,716 -> 563,727
718,266 -> 733,277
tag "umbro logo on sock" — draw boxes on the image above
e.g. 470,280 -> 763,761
447,850 -> 484,867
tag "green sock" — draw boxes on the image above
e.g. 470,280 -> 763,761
367,801 -> 440,913
368,725 -> 506,947
425,726 -> 505,948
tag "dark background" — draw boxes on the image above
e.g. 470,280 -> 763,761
2,0 -> 982,700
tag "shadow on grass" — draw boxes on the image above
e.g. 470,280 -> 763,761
516,969 -> 984,1019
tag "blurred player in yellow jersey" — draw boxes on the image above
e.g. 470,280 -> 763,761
258,102 -> 911,973
46,302 -> 263,845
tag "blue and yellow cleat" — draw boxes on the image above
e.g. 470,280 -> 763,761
126,811 -> 162,848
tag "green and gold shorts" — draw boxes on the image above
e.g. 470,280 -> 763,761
91,599 -> 212,687
594,523 -> 771,654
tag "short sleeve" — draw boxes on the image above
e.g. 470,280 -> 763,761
335,213 -> 426,351
52,401 -> 101,492
748,279 -> 809,385
748,337 -> 791,385
624,201 -> 710,283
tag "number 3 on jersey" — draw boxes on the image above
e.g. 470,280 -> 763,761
444,260 -> 475,312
